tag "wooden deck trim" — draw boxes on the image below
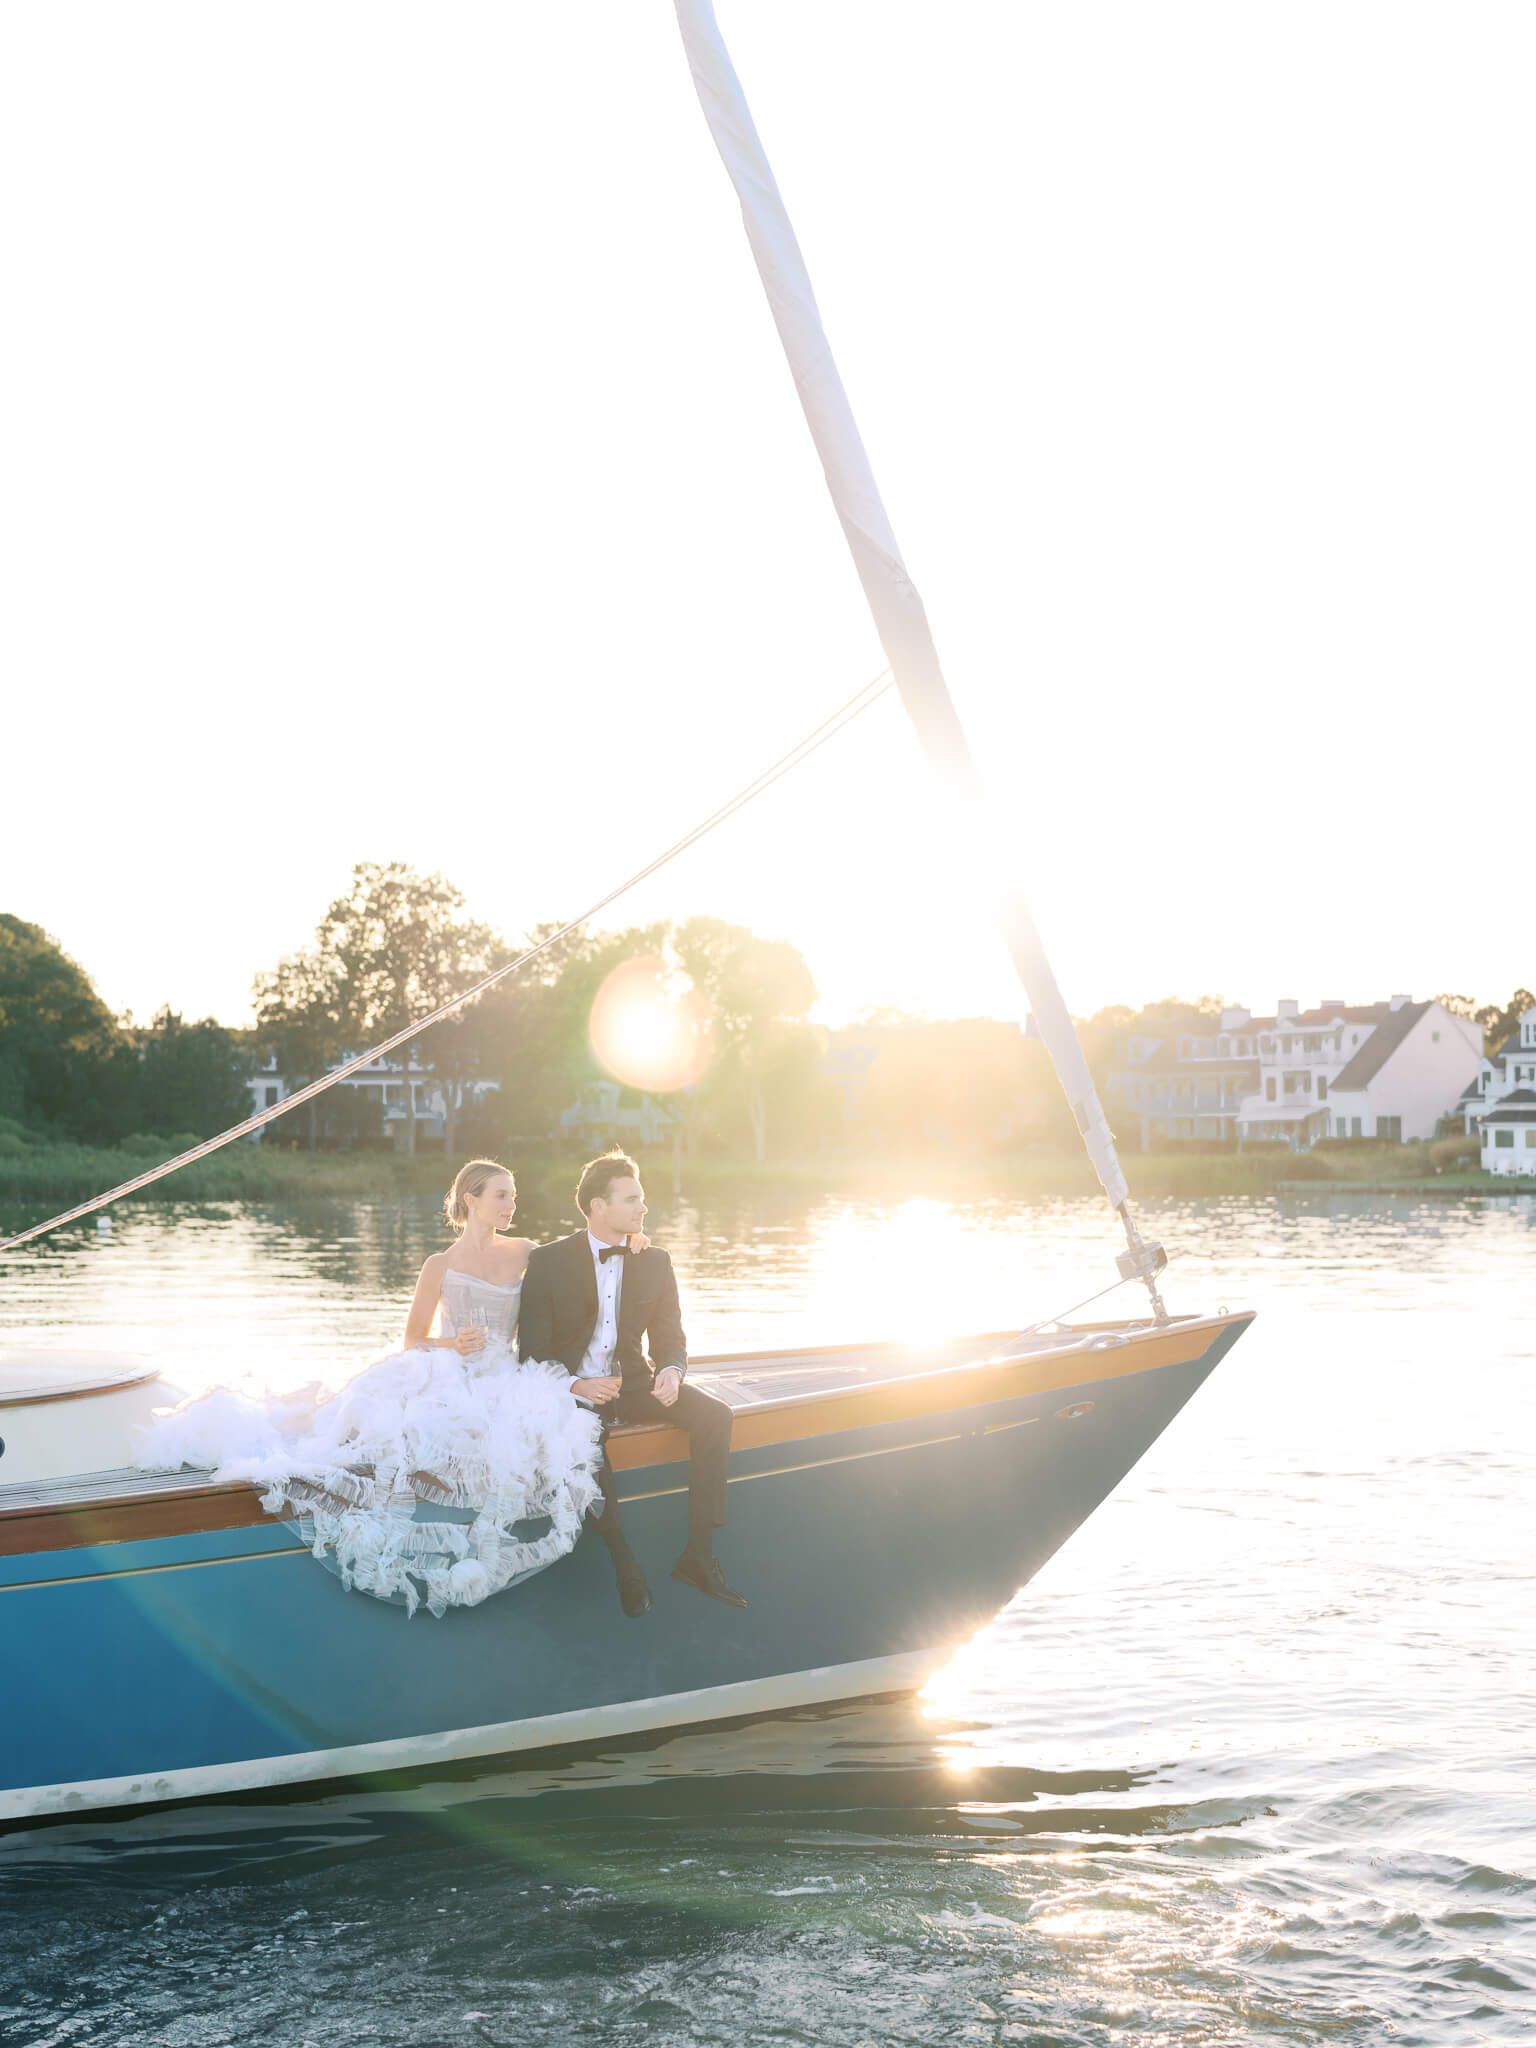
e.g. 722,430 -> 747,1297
0,1313 -> 1250,1559
681,1314 -> 1192,1368
608,1315 -> 1235,1470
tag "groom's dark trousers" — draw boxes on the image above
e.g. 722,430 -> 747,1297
518,1231 -> 731,1557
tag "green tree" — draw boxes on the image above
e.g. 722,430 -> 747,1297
253,947 -> 347,1151
1475,989 -> 1534,1049
0,914 -> 125,1136
856,1018 -> 1057,1151
254,864 -> 497,1155
1435,989 -> 1535,1050
673,917 -> 826,1163
466,922 -> 675,1147
132,1008 -> 255,1140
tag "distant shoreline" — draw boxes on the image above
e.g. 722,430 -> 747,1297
1,1138 -> 1532,1214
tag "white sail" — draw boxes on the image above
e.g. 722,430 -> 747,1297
674,0 -> 1131,1215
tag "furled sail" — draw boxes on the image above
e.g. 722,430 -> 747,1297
674,0 -> 1136,1225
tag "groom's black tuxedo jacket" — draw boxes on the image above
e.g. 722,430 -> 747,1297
517,1231 -> 687,1386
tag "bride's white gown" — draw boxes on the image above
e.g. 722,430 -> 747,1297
135,1269 -> 604,1617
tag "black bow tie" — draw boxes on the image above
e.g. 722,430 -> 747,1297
598,1243 -> 630,1263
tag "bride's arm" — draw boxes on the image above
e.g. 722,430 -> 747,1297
404,1254 -> 481,1354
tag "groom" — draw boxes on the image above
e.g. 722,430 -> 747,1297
517,1150 -> 744,1619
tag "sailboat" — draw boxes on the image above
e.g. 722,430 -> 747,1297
0,3 -> 1252,1825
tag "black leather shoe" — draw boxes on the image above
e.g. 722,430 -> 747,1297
616,1564 -> 653,1618
672,1554 -> 747,1608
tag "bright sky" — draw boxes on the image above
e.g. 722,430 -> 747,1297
3,3 -> 1531,1033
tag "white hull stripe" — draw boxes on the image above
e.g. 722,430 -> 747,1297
4,1647 -> 950,1822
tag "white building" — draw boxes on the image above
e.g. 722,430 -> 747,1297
1476,1090 -> 1536,1176
246,1051 -> 498,1149
558,1081 -> 675,1148
1456,1005 -> 1536,1134
1291,997 -> 1482,1148
1109,996 -> 1482,1153
1107,1005 -> 1263,1148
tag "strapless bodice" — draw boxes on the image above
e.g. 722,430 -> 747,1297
438,1267 -> 521,1346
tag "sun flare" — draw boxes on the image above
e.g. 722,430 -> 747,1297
588,955 -> 714,1095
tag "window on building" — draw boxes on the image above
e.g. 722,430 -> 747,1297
1526,1130 -> 1536,1148
1335,1117 -> 1347,1137
1219,1039 -> 1230,1057
1318,1077 -> 1328,1100
1265,1077 -> 1276,1102
263,1085 -> 280,1108
1377,1116 -> 1402,1143
1351,1117 -> 1362,1137
1495,1129 -> 1515,1149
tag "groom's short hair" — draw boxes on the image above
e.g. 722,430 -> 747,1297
577,1150 -> 640,1215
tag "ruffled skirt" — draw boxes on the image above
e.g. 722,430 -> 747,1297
135,1344 -> 605,1617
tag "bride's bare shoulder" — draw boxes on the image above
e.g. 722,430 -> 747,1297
417,1250 -> 452,1278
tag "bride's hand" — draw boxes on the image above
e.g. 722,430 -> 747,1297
453,1328 -> 486,1356
629,1230 -> 652,1254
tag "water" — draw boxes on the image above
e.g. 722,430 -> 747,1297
2,1187 -> 1534,2045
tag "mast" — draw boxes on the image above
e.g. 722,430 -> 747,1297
674,0 -> 1167,1316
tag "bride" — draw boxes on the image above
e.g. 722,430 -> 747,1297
136,1159 -> 620,1617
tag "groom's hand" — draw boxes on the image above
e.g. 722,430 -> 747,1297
573,1376 -> 621,1405
652,1367 -> 682,1407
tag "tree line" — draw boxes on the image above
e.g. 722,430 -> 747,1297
251,863 -> 834,1162
4,888 -> 1529,1164
0,913 -> 253,1155
0,870 -> 844,1163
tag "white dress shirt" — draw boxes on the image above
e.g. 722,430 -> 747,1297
579,1231 -> 624,1379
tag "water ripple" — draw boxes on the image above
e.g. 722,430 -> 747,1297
2,1189 -> 1535,2043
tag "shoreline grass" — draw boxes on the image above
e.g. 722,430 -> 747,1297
2,1136 -> 1533,1217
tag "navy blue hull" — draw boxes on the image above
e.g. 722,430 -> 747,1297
2,1334 -> 1243,1819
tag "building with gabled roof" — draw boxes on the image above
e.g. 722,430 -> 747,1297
1476,1086 -> 1536,1177
1457,1005 -> 1536,1137
1107,996 -> 1482,1153
1316,997 -> 1480,1148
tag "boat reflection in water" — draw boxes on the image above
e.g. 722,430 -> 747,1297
0,1690 -> 1249,1889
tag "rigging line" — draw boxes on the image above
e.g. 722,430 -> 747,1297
1020,1251 -> 1184,1336
0,668 -> 896,1255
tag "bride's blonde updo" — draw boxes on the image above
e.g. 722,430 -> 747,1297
444,1158 -> 513,1230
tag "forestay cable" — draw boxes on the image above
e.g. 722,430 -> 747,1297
0,669 -> 894,1254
